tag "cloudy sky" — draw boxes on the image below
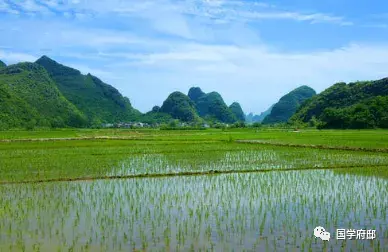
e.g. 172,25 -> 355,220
1,0 -> 388,114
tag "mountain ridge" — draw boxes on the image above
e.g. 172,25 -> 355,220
35,56 -> 141,125
0,62 -> 87,129
187,87 -> 241,123
262,85 -> 316,124
291,78 -> 388,129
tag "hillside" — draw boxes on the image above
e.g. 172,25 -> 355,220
0,62 -> 87,129
35,56 -> 140,124
160,91 -> 199,122
188,87 -> 206,103
291,78 -> 388,129
229,102 -> 245,122
0,60 -> 6,69
141,106 -> 174,124
0,84 -> 39,129
188,87 -> 238,123
262,86 -> 316,124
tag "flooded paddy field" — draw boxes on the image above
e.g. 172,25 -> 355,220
0,129 -> 387,251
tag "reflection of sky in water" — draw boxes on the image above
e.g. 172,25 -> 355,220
109,150 -> 388,176
0,169 -> 387,251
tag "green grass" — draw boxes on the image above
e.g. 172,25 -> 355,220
1,138 -> 388,183
2,128 -> 388,149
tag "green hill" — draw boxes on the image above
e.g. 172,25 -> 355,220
0,62 -> 87,129
262,86 -> 316,124
188,87 -> 206,103
0,84 -> 39,129
35,56 -> 140,125
141,106 -> 174,124
0,60 -> 6,69
160,91 -> 199,122
188,87 -> 238,123
229,102 -> 245,122
291,78 -> 388,129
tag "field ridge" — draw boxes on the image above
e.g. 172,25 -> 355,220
1,163 -> 387,185
237,139 -> 388,153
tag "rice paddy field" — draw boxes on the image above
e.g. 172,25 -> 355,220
0,128 -> 387,251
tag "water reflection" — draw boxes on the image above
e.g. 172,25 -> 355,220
0,169 -> 387,251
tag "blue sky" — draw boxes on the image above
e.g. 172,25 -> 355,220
1,0 -> 388,114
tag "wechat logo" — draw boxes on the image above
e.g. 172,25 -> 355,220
314,226 -> 330,241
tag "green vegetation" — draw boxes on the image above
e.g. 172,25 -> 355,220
291,78 -> 388,129
1,55 -> 388,251
0,62 -> 87,129
1,170 -> 387,251
229,102 -> 245,122
2,56 -> 388,131
1,128 -> 388,182
159,91 -> 200,122
187,86 -> 205,102
263,85 -> 316,124
35,56 -> 141,125
141,111 -> 173,125
188,87 -> 239,123
0,128 -> 387,251
3,128 -> 388,149
0,60 -> 6,69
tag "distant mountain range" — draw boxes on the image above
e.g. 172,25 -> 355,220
1,56 -> 388,129
145,87 -> 246,124
246,105 -> 274,124
0,56 -> 245,129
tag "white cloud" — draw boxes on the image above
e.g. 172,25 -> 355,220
12,0 -> 54,15
91,42 -> 388,113
1,0 -> 385,114
0,0 -> 19,14
175,0 -> 352,26
0,50 -> 37,64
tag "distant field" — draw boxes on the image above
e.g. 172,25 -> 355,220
0,128 -> 387,251
1,128 -> 388,148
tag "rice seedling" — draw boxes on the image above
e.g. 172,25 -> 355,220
0,169 -> 386,251
0,129 -> 387,251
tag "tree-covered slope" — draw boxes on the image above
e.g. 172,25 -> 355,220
291,78 -> 388,129
35,56 -> 140,124
141,106 -> 174,124
0,60 -> 6,69
0,62 -> 87,128
160,91 -> 199,122
0,84 -> 40,129
262,86 -> 316,124
188,87 -> 238,123
188,87 -> 206,103
229,102 -> 245,122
